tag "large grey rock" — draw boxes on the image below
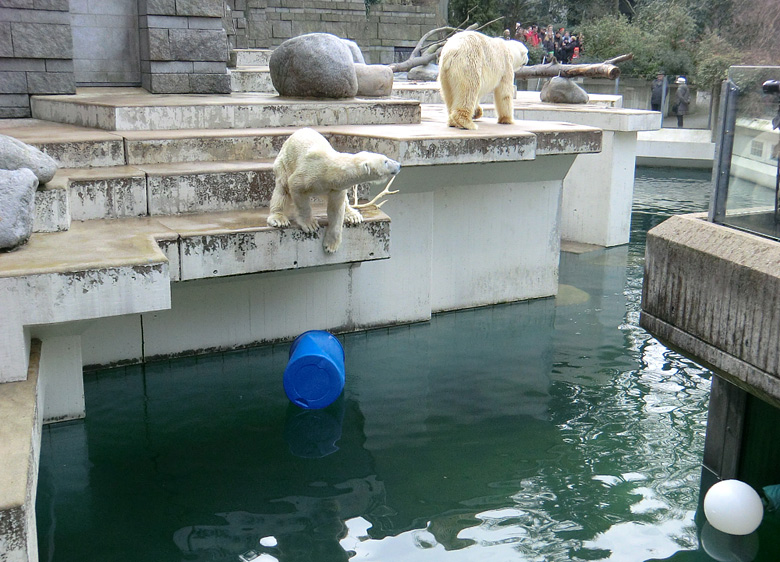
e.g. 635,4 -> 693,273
0,134 -> 58,183
0,168 -> 38,251
342,39 -> 365,64
540,77 -> 589,104
408,63 -> 439,82
269,33 -> 358,99
355,64 -> 393,97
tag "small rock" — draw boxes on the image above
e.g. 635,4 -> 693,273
0,134 -> 58,183
540,76 -> 589,104
355,64 -> 393,97
407,63 -> 439,82
270,33 -> 358,99
0,168 -> 39,251
341,39 -> 366,64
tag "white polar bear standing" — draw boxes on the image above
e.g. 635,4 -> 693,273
268,128 -> 401,253
438,31 -> 529,130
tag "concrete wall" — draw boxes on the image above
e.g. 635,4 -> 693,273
0,1 -> 75,118
70,0 -> 141,85
138,0 -> 231,93
227,0 -> 445,64
641,213 -> 780,407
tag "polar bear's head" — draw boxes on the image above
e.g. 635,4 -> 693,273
506,40 -> 529,71
355,152 -> 402,182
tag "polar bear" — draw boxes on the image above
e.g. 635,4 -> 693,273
267,128 -> 401,253
438,31 -> 528,130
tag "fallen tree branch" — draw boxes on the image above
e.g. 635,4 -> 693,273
514,54 -> 633,80
389,18 -> 504,73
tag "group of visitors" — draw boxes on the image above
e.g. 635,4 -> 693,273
510,23 -> 582,64
651,73 -> 691,127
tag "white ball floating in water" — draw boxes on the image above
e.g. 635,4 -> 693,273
704,479 -> 764,536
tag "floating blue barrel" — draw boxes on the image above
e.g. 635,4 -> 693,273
283,330 -> 345,409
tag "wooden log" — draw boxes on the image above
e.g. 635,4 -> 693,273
515,62 -> 622,80
515,54 -> 634,81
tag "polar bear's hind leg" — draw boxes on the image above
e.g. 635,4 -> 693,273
495,77 -> 515,125
267,175 -> 292,227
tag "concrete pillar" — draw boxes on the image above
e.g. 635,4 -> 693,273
39,335 -> 85,424
561,130 -> 638,247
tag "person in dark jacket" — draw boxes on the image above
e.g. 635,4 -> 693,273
650,73 -> 666,112
674,76 -> 690,128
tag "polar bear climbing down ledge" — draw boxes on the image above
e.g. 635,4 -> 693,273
268,128 -> 401,254
439,31 -> 529,130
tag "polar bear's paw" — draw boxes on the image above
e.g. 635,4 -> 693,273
448,108 -> 478,130
323,232 -> 342,254
497,114 -> 514,125
473,105 -> 483,120
267,213 -> 290,228
297,217 -> 321,234
344,205 -> 364,225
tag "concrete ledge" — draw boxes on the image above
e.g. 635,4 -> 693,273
229,49 -> 273,67
0,340 -> 42,562
229,66 -> 275,93
30,89 -> 423,131
641,213 -> 780,403
636,128 -> 714,168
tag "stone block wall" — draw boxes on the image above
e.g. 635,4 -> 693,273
0,0 -> 75,118
229,0 -> 444,64
138,0 -> 230,93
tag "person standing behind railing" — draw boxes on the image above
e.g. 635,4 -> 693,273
674,76 -> 690,128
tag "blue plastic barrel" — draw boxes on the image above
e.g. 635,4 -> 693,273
283,330 -> 345,409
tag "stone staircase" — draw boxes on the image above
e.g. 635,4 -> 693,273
228,49 -> 275,94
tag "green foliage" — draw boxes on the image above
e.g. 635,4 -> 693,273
526,43 -> 548,65
448,0 -> 503,35
693,33 -> 740,90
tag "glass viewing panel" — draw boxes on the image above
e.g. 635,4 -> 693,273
709,66 -> 780,241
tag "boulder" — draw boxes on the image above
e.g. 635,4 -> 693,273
341,39 -> 366,64
408,63 -> 439,82
0,134 -> 58,183
540,76 -> 589,104
0,168 -> 38,251
355,64 -> 393,97
270,33 -> 358,99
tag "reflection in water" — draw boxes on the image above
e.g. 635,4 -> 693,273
39,168 -> 779,561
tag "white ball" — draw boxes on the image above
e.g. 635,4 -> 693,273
704,479 -> 764,536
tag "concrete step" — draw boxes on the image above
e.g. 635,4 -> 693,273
229,49 -> 273,68
35,160 -> 277,228
229,66 -> 276,94
31,88 -> 421,131
5,207 -> 391,285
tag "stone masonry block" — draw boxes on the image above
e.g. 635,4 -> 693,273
143,0 -> 177,15
11,23 -> 72,59
188,16 -> 224,29
147,73 -> 190,93
176,0 -> 223,17
33,0 -> 70,10
26,71 -> 75,93
0,106 -> 30,118
0,58 -> 45,72
271,19 -> 291,36
193,61 -> 226,73
146,14 -> 189,28
0,22 -> 12,57
45,59 -> 73,72
189,73 -> 230,93
150,61 -> 194,73
169,29 -> 227,61
0,94 -> 29,106
0,71 -> 26,93
147,28 -> 172,60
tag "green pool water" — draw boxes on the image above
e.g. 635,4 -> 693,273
35,168 -> 776,561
